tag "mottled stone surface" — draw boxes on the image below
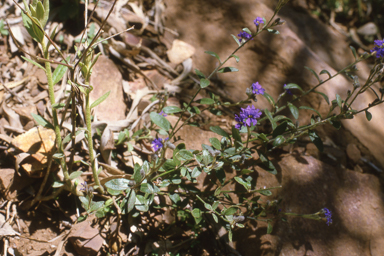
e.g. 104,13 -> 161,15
90,55 -> 126,121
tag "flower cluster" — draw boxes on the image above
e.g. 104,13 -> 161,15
254,17 -> 264,26
322,208 -> 333,226
235,105 -> 262,130
371,39 -> 384,58
152,137 -> 168,152
238,31 -> 253,43
159,110 -> 167,117
252,82 -> 265,95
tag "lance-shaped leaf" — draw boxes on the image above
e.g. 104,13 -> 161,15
150,112 -> 171,131
204,51 -> 221,63
52,57 -> 70,85
90,91 -> 111,109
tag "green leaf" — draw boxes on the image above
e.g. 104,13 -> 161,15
267,29 -> 280,34
52,59 -> 69,85
169,193 -> 181,204
223,207 -> 237,216
350,45 -> 357,60
228,229 -> 233,242
79,196 -> 89,210
259,153 -> 277,175
319,69 -> 332,78
267,222 -> 273,234
231,34 -> 241,46
35,1 -> 45,25
242,27 -> 252,35
195,69 -> 206,79
204,51 -> 221,62
273,135 -> 285,147
69,171 -> 82,180
196,98 -> 215,104
53,153 -> 65,159
210,126 -> 229,138
90,91 -> 110,109
42,0 -> 49,27
177,149 -> 194,161
150,112 -> 171,131
127,189 -> 136,213
204,203 -> 212,211
135,195 -> 149,212
89,201 -> 104,213
212,201 -> 219,210
217,67 -> 239,73
209,137 -> 221,150
140,183 -> 154,194
21,56 -> 46,71
191,167 -> 202,178
283,83 -> 304,92
52,181 -> 64,188
365,110 -> 372,121
31,113 -> 54,129
259,190 -> 272,196
234,177 -> 250,191
299,106 -> 322,118
31,17 -> 44,42
336,94 -> 342,109
264,109 -> 276,130
287,103 -> 299,119
314,91 -> 330,104
200,78 -> 210,88
305,66 -> 321,83
116,131 -> 127,145
262,92 -> 276,107
308,130 -> 323,152
231,54 -> 240,63
212,213 -> 219,223
329,120 -> 341,130
105,178 -> 132,191
163,159 -> 177,171
163,106 -> 182,114
272,121 -> 287,137
232,126 -> 242,145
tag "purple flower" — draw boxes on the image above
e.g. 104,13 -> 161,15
159,110 -> 167,117
151,137 -> 168,152
238,31 -> 253,43
252,82 -> 265,95
284,84 -> 293,95
254,17 -> 264,26
235,114 -> 245,130
371,39 -> 384,58
235,105 -> 262,130
79,182 -> 87,191
322,208 -> 333,226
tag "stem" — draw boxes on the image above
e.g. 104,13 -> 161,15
42,42 -> 70,183
84,86 -> 104,194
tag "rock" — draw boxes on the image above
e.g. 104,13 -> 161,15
90,55 -> 126,121
346,143 -> 361,164
9,126 -> 56,177
167,39 -> 196,64
356,22 -> 377,36
0,168 -> 34,200
68,219 -> 104,256
13,105 -> 38,127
